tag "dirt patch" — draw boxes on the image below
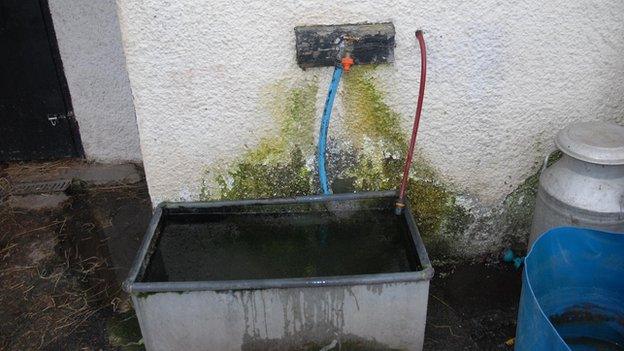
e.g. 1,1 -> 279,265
0,203 -> 95,350
26,235 -> 57,265
3,159 -> 141,186
9,193 -> 70,211
425,260 -> 522,350
0,175 -> 150,350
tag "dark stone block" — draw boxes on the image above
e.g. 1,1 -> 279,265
295,22 -> 395,69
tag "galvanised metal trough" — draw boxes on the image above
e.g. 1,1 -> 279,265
124,191 -> 433,351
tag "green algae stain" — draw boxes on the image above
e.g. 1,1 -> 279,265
203,81 -> 318,201
201,66 -> 471,255
107,310 -> 145,350
342,66 -> 405,153
217,147 -> 311,200
502,150 -> 562,251
271,82 -> 318,153
341,66 -> 471,250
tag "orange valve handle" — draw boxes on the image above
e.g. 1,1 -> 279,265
341,55 -> 354,72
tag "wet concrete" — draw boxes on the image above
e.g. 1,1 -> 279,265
4,160 -> 142,186
9,193 -> 70,210
64,180 -> 151,288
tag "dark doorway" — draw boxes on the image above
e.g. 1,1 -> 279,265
0,0 -> 82,161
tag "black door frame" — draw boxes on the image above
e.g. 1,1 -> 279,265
37,0 -> 84,158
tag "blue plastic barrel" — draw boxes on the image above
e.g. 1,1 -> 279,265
515,227 -> 624,351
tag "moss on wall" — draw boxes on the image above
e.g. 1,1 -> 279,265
501,150 -> 562,252
215,147 -> 312,200
342,66 -> 405,153
196,67 -> 566,257
340,67 -> 471,254
272,82 -> 318,154
201,82 -> 318,200
203,66 -> 472,256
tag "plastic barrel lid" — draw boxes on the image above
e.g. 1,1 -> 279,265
555,121 -> 624,165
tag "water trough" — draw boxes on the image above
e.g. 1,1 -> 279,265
124,191 -> 433,351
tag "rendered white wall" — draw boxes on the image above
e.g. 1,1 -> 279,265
49,0 -> 142,163
116,0 -> 624,252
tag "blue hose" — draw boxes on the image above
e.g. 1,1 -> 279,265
318,66 -> 343,195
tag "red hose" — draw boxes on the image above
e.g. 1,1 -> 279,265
396,30 -> 426,214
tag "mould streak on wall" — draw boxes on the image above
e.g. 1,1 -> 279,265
500,150 -> 563,251
202,67 -> 474,256
340,67 -> 471,255
200,66 -> 565,257
240,287 -> 402,351
342,66 -> 405,153
201,81 -> 318,200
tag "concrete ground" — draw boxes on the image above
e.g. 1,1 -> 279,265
0,160 -> 149,350
0,160 -> 520,350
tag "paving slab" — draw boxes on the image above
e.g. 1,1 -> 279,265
5,160 -> 142,186
8,193 -> 70,210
